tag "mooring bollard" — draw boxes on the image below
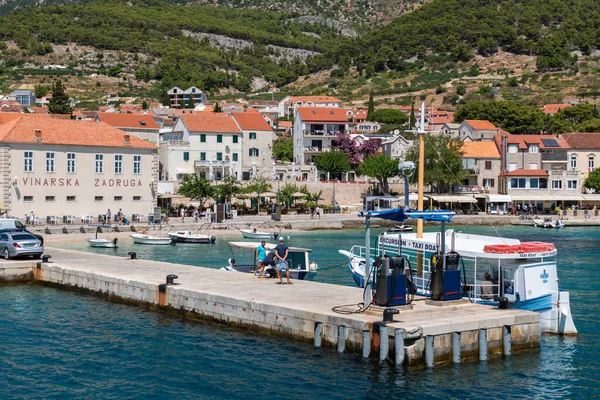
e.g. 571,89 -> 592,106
337,325 -> 345,353
379,325 -> 389,362
42,255 -> 51,263
362,330 -> 371,358
314,322 -> 323,348
503,326 -> 512,356
453,332 -> 461,364
394,328 -> 404,365
127,252 -> 137,260
479,329 -> 488,361
425,335 -> 434,368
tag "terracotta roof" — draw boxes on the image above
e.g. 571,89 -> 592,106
28,107 -> 48,114
494,133 -> 571,150
504,169 -> 548,177
431,112 -> 454,125
180,113 -> 242,133
97,113 -> 159,129
231,112 -> 272,131
464,120 -> 497,130
541,104 -> 572,113
0,116 -> 156,149
461,141 -> 500,158
278,121 -> 292,128
297,107 -> 347,122
287,96 -> 342,104
562,132 -> 600,149
0,113 -> 51,124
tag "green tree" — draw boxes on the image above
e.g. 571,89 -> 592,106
366,90 -> 375,121
584,168 -> 600,192
279,183 -> 306,208
178,174 -> 214,207
305,189 -> 323,208
142,99 -> 148,110
372,108 -> 409,124
213,102 -> 223,113
48,80 -> 72,115
358,154 -> 399,195
314,150 -> 351,180
405,135 -> 466,193
245,176 -> 271,212
213,175 -> 242,204
187,95 -> 195,109
272,138 -> 293,162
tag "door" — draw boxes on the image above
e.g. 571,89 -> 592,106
501,266 -> 517,301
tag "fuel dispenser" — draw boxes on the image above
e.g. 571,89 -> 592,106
429,251 -> 462,301
375,255 -> 408,306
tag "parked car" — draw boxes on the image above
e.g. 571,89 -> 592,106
0,231 -> 44,260
0,218 -> 44,245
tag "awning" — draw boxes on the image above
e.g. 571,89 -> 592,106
582,194 -> 600,201
428,195 -> 477,203
485,195 -> 512,203
511,195 -> 584,201
157,193 -> 183,199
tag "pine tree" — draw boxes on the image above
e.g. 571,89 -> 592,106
187,95 -> 195,109
366,90 -> 375,121
213,102 -> 222,113
409,102 -> 416,128
48,80 -> 72,115
142,99 -> 148,109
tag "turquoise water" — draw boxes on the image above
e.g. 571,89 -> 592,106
1,226 -> 599,398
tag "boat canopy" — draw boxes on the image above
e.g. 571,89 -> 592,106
358,208 -> 455,222
485,194 -> 512,203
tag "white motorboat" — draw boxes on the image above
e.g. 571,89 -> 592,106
86,237 -> 118,248
168,231 -> 216,244
130,233 -> 173,245
533,217 -> 565,229
239,229 -> 279,240
385,224 -> 413,233
221,241 -> 318,280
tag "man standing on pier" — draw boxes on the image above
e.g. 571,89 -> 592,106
275,237 -> 291,284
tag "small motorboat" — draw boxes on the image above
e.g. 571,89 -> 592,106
221,241 -> 318,280
130,233 -> 173,245
240,229 -> 279,240
386,224 -> 413,233
168,231 -> 216,244
533,217 -> 565,229
86,237 -> 118,248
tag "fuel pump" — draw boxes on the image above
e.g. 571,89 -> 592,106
375,255 -> 408,306
428,230 -> 463,301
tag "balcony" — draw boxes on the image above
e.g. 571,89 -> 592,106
194,160 -> 229,167
465,167 -> 479,175
549,170 -> 579,177
304,130 -> 346,137
160,140 -> 190,147
304,147 -> 330,153
541,153 -> 568,162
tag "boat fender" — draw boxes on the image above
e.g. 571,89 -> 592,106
309,261 -> 318,271
210,235 -> 217,244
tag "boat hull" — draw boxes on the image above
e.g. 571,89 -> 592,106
86,238 -> 117,248
221,263 -> 317,281
130,234 -> 172,245
240,230 -> 278,240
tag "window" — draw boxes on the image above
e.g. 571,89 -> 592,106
570,154 -> 577,169
133,196 -> 142,201
24,151 -> 33,172
95,196 -> 103,201
484,160 -> 492,170
133,155 -> 141,174
232,153 -> 238,162
249,148 -> 259,157
67,153 -> 76,173
45,152 -> 55,172
45,196 -> 55,202
114,196 -> 123,201
200,134 -> 206,143
24,196 -> 33,202
529,144 -> 539,153
217,135 -> 222,143
114,155 -> 123,174
529,163 -> 538,170
233,135 -> 238,144
567,180 -> 578,190
249,132 -> 257,140
183,152 -> 190,161
200,152 -> 206,161
530,178 -> 539,189
589,155 -> 595,171
510,178 -> 526,188
552,180 -> 563,189
216,152 -> 222,161
508,144 -> 518,154
67,196 -> 76,202
95,154 -> 104,173
483,178 -> 494,188
508,163 -> 517,171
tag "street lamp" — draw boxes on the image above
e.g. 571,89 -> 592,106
12,176 -> 18,187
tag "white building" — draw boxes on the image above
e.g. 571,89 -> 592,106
0,116 -> 158,220
160,113 -> 242,182
458,120 -> 499,141
230,112 -> 275,180
96,112 -> 161,144
293,107 -> 348,165
167,86 -> 207,108
279,96 -> 343,118
382,134 -> 413,161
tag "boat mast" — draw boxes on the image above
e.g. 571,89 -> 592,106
416,101 -> 426,239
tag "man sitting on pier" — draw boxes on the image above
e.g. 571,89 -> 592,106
257,249 -> 276,278
275,237 -> 291,285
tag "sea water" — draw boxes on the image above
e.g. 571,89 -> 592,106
1,226 -> 599,398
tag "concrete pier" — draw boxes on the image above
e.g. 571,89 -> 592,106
0,247 -> 541,366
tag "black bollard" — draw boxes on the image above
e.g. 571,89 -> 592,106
127,252 -> 137,260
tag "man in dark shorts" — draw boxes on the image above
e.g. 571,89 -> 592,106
275,237 -> 291,284
258,250 -> 276,278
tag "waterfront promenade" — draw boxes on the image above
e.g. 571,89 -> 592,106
1,247 -> 539,366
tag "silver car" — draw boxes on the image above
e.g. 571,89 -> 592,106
0,232 -> 44,260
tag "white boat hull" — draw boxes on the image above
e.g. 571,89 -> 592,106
130,233 -> 172,245
240,229 -> 278,240
86,238 -> 117,248
168,231 -> 216,244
